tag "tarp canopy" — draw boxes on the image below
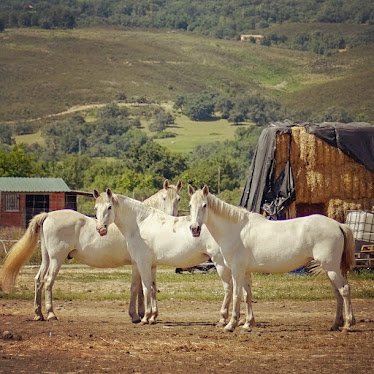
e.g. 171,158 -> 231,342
239,121 -> 374,218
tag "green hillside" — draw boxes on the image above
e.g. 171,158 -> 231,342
1,26 -> 373,124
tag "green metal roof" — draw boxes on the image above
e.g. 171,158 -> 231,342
0,177 -> 71,192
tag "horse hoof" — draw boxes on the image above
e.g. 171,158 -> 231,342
131,318 -> 141,324
47,314 -> 58,321
330,324 -> 341,331
223,326 -> 235,333
140,319 -> 149,325
242,325 -> 252,332
34,315 -> 44,321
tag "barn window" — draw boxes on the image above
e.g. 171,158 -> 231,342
5,193 -> 20,211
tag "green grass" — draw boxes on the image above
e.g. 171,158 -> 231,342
1,266 -> 373,302
1,26 -> 373,124
147,114 -> 251,154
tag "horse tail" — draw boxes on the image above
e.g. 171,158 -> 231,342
0,212 -> 49,292
339,223 -> 355,278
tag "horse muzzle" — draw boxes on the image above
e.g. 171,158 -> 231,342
96,225 -> 108,236
190,224 -> 201,238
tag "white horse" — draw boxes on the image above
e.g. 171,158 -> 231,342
188,185 -> 356,332
0,180 -> 182,322
93,188 -> 248,326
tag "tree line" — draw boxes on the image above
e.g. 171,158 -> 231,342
0,0 -> 373,36
0,101 -> 263,208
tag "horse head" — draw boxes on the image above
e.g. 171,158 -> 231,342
93,188 -> 117,236
161,179 -> 182,216
188,184 -> 209,237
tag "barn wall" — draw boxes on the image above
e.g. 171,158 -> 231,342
0,192 -> 70,228
50,192 -> 67,211
275,127 -> 374,222
0,193 -> 25,228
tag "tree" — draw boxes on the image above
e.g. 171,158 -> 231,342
47,154 -> 93,190
148,112 -> 174,133
0,124 -> 13,145
98,102 -> 127,119
0,144 -> 44,177
180,158 -> 240,194
183,93 -> 215,121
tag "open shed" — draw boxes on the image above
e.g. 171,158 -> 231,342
239,121 -> 374,222
0,177 -> 81,229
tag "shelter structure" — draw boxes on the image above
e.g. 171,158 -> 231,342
0,177 -> 89,228
239,121 -> 374,223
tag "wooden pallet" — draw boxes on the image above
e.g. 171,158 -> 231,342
355,249 -> 374,268
361,244 -> 374,252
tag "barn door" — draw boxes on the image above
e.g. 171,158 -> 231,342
25,194 -> 49,226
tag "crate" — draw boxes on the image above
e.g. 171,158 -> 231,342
346,210 -> 374,242
346,210 -> 374,268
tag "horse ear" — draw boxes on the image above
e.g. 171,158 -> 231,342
93,189 -> 100,199
176,180 -> 182,192
188,184 -> 195,196
163,179 -> 169,190
202,185 -> 209,197
106,188 -> 113,199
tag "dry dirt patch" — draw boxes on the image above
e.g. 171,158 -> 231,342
1,299 -> 374,373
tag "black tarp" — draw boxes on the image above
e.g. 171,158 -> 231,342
239,121 -> 374,218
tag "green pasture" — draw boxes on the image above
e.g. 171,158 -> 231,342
1,265 -> 373,302
145,114 -> 250,154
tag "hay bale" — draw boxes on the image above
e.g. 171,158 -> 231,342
274,125 -> 374,222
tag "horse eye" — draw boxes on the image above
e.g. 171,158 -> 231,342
203,203 -> 207,208
108,206 -> 112,210
177,197 -> 181,201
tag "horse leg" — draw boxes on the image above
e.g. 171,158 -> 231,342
326,270 -> 355,331
242,273 -> 255,332
129,264 -> 142,323
44,259 -> 62,321
137,263 -> 156,325
137,277 -> 145,319
34,254 -> 49,321
211,254 -> 232,327
148,265 -> 158,325
224,269 -> 244,332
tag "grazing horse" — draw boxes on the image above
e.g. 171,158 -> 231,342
188,185 -> 356,332
94,188 -> 251,326
0,180 -> 181,322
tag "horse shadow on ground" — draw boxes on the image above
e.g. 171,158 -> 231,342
160,320 -> 216,327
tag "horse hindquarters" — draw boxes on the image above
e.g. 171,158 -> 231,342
324,224 -> 355,331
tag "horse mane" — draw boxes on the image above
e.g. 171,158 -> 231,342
113,193 -> 168,223
143,184 -> 179,207
206,193 -> 249,223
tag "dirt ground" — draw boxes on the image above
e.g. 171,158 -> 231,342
1,298 -> 373,374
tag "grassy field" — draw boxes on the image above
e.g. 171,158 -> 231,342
1,26 -> 373,124
1,265 -> 373,302
144,113 -> 250,154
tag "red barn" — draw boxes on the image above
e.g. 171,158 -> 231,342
0,177 -> 79,229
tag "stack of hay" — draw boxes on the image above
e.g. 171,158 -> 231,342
275,126 -> 374,222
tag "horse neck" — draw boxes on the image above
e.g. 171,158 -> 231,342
205,194 -> 247,244
143,192 -> 158,208
114,195 -> 151,235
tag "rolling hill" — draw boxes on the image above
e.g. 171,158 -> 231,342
1,26 -> 373,125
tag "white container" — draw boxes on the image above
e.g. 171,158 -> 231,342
346,210 -> 374,243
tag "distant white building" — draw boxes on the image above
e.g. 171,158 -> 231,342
240,34 -> 264,43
